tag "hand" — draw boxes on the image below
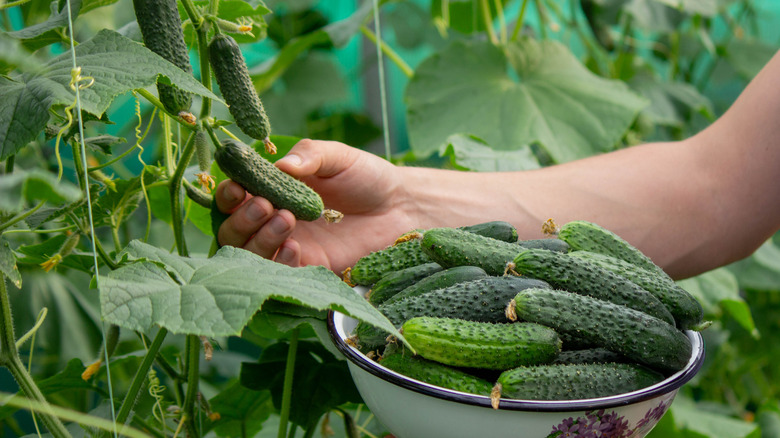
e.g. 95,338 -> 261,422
214,139 -> 417,273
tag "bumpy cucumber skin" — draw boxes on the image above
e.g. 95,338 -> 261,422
570,250 -> 704,330
421,227 -> 526,275
355,276 -> 551,348
133,0 -> 193,114
401,316 -> 562,370
517,238 -> 570,253
367,263 -> 444,306
553,348 -> 627,365
215,139 -> 324,221
497,363 -> 664,401
512,249 -> 675,325
350,239 -> 432,286
351,222 -> 518,286
460,221 -> 518,243
512,288 -> 692,374
383,265 -> 488,305
379,353 -> 493,395
208,33 -> 271,141
558,220 -> 669,278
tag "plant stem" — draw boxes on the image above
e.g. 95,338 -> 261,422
169,130 -> 198,257
0,278 -> 71,438
181,334 -> 201,437
534,0 -> 547,39
360,26 -> 414,78
116,327 -> 168,426
0,202 -> 45,234
4,155 -> 14,173
277,328 -> 300,438
479,0 -> 498,44
135,89 -> 196,132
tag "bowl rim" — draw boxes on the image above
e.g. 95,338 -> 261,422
327,308 -> 705,412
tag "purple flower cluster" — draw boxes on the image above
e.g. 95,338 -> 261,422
546,400 -> 671,438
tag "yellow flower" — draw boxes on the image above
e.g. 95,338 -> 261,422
195,172 -> 216,193
40,254 -> 63,272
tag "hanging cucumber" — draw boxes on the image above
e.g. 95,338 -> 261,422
132,0 -> 193,116
208,33 -> 276,153
214,139 -> 342,222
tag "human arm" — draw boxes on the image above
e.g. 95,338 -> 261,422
216,51 -> 780,280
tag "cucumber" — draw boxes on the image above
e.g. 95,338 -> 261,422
495,363 -> 664,401
557,220 -> 669,279
349,222 -> 521,286
421,227 -> 526,276
214,139 -> 341,222
367,263 -> 444,306
552,348 -> 627,365
511,249 -> 675,325
508,288 -> 692,374
378,352 -> 494,395
383,265 -> 488,305
401,316 -> 561,370
132,0 -> 193,115
208,33 -> 272,145
194,130 -> 212,172
569,250 -> 704,330
516,238 -> 570,253
354,275 -> 550,348
460,220 -> 518,243
348,234 -> 431,286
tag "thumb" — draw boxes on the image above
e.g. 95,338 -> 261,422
275,139 -> 359,179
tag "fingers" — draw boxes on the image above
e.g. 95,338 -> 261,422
275,139 -> 360,179
217,196 -> 297,259
215,179 -> 248,213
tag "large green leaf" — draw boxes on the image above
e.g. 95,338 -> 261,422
99,240 -> 401,339
630,71 -> 714,127
0,29 -> 220,160
728,239 -> 780,292
206,381 -> 274,438
442,134 -> 541,171
4,0 -> 82,40
677,268 -> 757,336
405,38 -> 648,163
0,170 -> 82,215
668,396 -> 761,438
240,340 -> 362,429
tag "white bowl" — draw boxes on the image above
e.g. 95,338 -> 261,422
327,288 -> 705,438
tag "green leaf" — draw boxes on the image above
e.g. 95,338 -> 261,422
4,0 -> 82,41
99,241 -> 402,339
206,381 -> 274,437
90,168 -> 161,228
0,33 -> 44,74
0,237 -> 22,288
630,72 -> 714,127
442,134 -> 541,171
15,233 -> 95,273
247,300 -> 341,357
725,38 -> 778,80
0,169 -> 82,215
240,340 -> 362,429
669,396 -> 761,438
0,29 -> 220,160
186,0 -> 269,44
677,268 -> 757,336
405,38 -> 648,162
729,239 -> 780,292
653,0 -> 718,16
260,52 -> 347,135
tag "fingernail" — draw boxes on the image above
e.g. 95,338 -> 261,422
225,183 -> 242,202
245,199 -> 266,221
276,246 -> 295,264
268,215 -> 290,235
279,153 -> 302,168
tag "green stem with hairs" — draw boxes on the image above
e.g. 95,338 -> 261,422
182,334 -> 201,437
115,327 -> 168,426
277,328 -> 300,438
0,278 -> 71,438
